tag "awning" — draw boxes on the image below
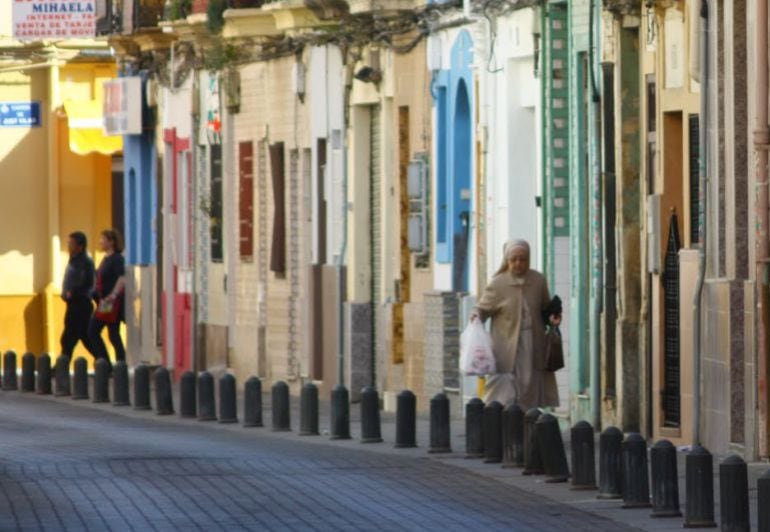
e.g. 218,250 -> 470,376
63,100 -> 123,156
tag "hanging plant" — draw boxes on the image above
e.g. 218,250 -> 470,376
165,0 -> 192,21
207,0 -> 228,33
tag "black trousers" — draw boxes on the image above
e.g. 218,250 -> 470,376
60,298 -> 94,358
88,318 -> 125,364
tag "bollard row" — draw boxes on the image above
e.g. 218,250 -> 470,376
8,359 -> 765,532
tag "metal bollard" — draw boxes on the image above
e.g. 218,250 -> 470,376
330,384 -> 351,440
154,367 -> 174,415
218,374 -> 238,424
622,433 -> 651,508
299,382 -> 319,436
758,469 -> 770,532
395,390 -> 417,448
272,381 -> 291,431
719,454 -> 750,532
598,426 -> 624,499
71,357 -> 88,400
465,398 -> 485,458
112,361 -> 130,407
3,350 -> 17,391
197,371 -> 217,421
93,358 -> 110,403
54,355 -> 70,397
243,377 -> 263,428
536,413 -> 569,483
650,440 -> 681,517
523,408 -> 544,475
133,364 -> 151,410
179,371 -> 196,418
483,401 -> 503,464
36,353 -> 51,395
684,445 -> 716,528
360,386 -> 383,443
571,421 -> 597,490
429,393 -> 451,453
21,352 -> 35,392
502,403 -> 525,468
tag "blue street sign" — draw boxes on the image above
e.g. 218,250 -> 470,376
0,102 -> 41,127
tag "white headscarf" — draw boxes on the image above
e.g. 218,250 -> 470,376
496,239 -> 531,276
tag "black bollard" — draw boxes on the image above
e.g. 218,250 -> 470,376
502,403 -> 525,468
465,398 -> 485,458
429,393 -> 451,453
536,413 -> 570,483
758,469 -> 770,532
719,454 -> 750,532
360,386 -> 383,443
93,358 -> 110,403
650,439 -> 681,517
21,352 -> 35,392
483,401 -> 503,464
243,377 -> 263,428
133,364 -> 151,410
571,421 -> 597,490
272,381 -> 291,431
3,350 -> 17,391
299,382 -> 319,436
71,357 -> 88,400
36,353 -> 51,395
523,408 -> 544,475
330,384 -> 351,440
218,374 -> 238,424
598,426 -> 624,499
154,367 -> 174,415
54,355 -> 70,397
395,390 -> 417,448
197,371 -> 217,421
112,361 -> 130,407
179,371 -> 196,418
684,445 -> 716,528
622,433 -> 651,508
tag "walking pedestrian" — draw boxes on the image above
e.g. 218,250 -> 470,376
61,231 -> 96,358
88,229 -> 126,367
469,239 -> 561,410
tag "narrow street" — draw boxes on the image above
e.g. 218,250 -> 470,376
0,393 -> 637,532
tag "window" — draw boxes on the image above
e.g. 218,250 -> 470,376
210,144 -> 223,262
239,141 -> 254,261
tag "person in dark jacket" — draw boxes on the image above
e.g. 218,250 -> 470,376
61,231 -> 96,358
88,229 -> 126,367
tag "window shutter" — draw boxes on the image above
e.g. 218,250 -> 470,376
239,141 -> 254,261
269,142 -> 286,274
210,144 -> 223,262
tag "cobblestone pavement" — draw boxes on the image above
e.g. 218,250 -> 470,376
0,393 -> 642,532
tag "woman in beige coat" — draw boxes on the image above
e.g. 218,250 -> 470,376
470,239 -> 560,409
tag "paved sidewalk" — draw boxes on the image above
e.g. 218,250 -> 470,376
0,390 -> 640,532
5,378 -> 765,531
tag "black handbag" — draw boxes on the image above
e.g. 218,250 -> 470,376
544,326 -> 564,372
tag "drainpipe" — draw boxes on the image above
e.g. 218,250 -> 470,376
754,0 -> 770,457
588,0 -> 602,430
692,0 -> 709,447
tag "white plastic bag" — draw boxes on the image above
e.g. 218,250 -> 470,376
460,320 -> 496,376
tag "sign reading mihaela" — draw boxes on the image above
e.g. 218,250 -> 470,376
13,0 -> 96,41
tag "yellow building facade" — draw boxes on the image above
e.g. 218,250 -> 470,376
0,13 -> 120,360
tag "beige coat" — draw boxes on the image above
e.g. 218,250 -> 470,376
474,269 -> 559,409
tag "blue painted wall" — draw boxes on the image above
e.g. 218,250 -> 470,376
122,73 -> 158,266
432,30 -> 474,291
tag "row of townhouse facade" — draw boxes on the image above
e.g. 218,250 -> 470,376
2,0 -> 767,459
81,0 -> 770,458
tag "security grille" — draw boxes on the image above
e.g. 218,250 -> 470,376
662,211 -> 681,428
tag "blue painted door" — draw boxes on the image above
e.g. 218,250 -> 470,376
452,80 -> 471,292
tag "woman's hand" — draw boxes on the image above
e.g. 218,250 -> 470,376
549,314 -> 561,327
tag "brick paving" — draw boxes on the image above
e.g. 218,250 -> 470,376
0,393 -> 642,532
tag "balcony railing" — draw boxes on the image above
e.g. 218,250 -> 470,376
95,0 -> 165,35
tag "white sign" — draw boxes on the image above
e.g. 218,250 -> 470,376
13,0 -> 96,41
103,77 -> 142,136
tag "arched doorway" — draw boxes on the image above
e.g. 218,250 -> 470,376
452,79 -> 471,292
